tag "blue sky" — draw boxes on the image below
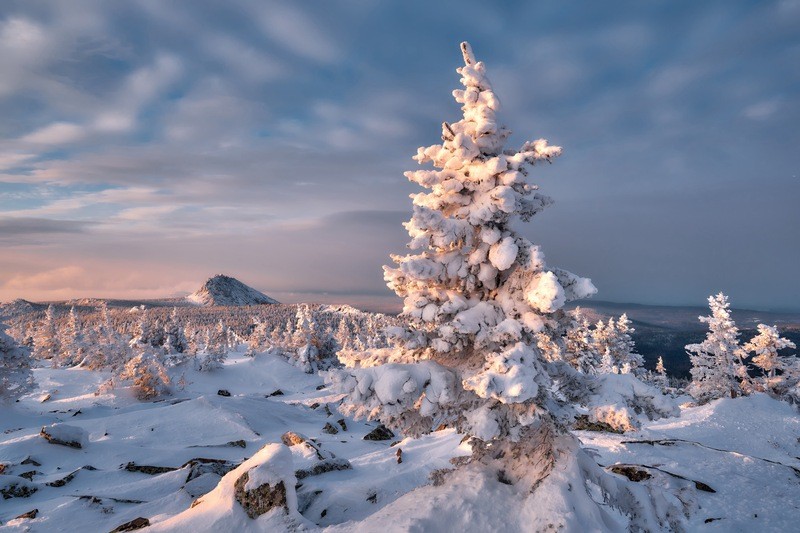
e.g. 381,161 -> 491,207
0,0 -> 798,311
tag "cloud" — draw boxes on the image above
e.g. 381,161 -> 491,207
254,3 -> 341,64
21,122 -> 87,145
0,217 -> 93,236
0,1 -> 797,310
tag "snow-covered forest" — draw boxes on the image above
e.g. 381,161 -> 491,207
2,42 -> 799,532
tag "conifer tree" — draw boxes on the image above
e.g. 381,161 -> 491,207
332,40 -> 597,468
564,310 -> 600,374
292,304 -> 320,373
197,321 -> 228,371
743,324 -> 796,394
329,46 -> 682,525
686,293 -> 747,402
57,306 -> 87,367
33,305 -> 60,361
163,307 -> 190,366
653,356 -> 668,392
0,323 -> 35,402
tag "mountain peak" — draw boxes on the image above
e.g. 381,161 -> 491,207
187,275 -> 279,307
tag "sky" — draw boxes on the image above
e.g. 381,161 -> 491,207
0,0 -> 798,312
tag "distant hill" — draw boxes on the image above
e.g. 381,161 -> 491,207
186,274 -> 279,307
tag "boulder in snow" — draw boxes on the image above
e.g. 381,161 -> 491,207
364,424 -> 395,441
40,424 -> 88,449
110,516 -> 150,532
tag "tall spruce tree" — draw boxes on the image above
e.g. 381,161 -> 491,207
686,293 -> 747,402
331,40 -> 598,464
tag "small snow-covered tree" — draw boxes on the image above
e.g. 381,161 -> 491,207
56,306 -> 89,368
33,305 -> 60,361
592,315 -> 643,375
196,321 -> 228,371
291,304 -> 320,373
163,307 -> 191,366
652,356 -> 668,392
98,302 -> 131,370
743,324 -> 796,395
686,293 -> 747,402
118,347 -> 172,400
564,310 -> 600,374
0,323 -> 35,402
246,318 -> 269,356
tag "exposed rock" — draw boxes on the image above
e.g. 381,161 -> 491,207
267,389 -> 284,397
573,415 -> 623,434
15,508 -> 38,519
47,468 -> 85,487
1,477 -> 37,499
336,419 -> 347,432
217,389 -> 231,397
396,449 -> 403,464
227,440 -> 247,448
109,516 -> 150,532
19,470 -> 37,480
363,424 -> 394,441
124,462 -> 177,475
0,463 -> 6,474
322,422 -> 339,435
610,465 -> 652,482
182,458 -> 239,483
233,471 -> 288,519
40,424 -> 88,449
21,457 -> 41,467
295,458 -> 352,480
281,431 -> 309,447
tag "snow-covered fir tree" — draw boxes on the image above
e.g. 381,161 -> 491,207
246,318 -> 270,356
743,323 -> 796,395
90,301 -> 130,370
292,304 -> 320,373
56,306 -> 87,368
163,307 -> 191,366
330,40 -> 597,463
592,315 -> 643,375
0,323 -> 35,402
196,321 -> 228,371
653,356 -> 668,392
563,310 -> 600,374
117,348 -> 172,400
33,304 -> 60,361
686,293 -> 748,402
329,46 -> 680,524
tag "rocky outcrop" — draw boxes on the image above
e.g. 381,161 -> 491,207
234,471 -> 288,519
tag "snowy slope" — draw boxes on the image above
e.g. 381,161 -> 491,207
2,353 -> 798,532
187,275 -> 279,306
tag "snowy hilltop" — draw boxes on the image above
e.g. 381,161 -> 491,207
187,275 -> 279,307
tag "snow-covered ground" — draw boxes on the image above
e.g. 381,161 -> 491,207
1,351 -> 798,532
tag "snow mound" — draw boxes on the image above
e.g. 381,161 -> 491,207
187,275 -> 279,307
583,373 -> 680,433
150,443 -> 306,531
